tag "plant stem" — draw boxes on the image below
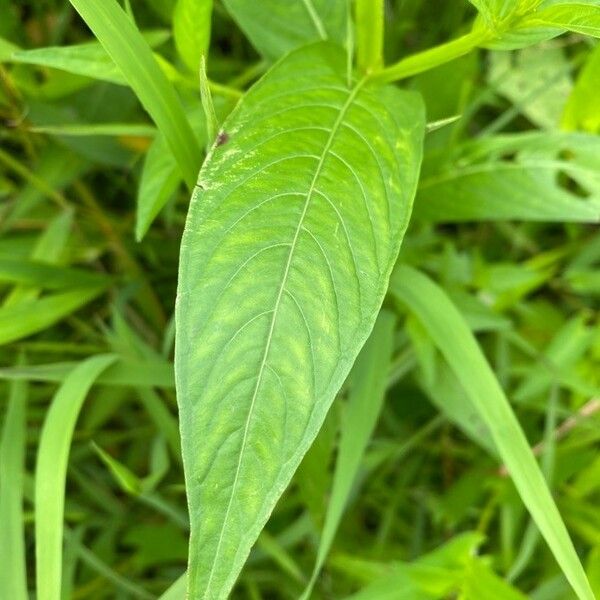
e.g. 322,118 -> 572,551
374,27 -> 490,84
356,0 -> 385,73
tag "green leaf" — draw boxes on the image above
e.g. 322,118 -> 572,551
390,265 -> 594,600
0,287 -> 106,346
0,374 -> 28,600
0,358 -> 174,388
222,0 -> 346,61
35,354 -> 117,600
173,0 -> 212,73
487,45 -> 572,129
0,258 -> 110,289
302,310 -> 396,598
525,2 -> 600,38
563,42 -> 600,133
175,42 -> 424,599
9,30 -> 170,85
415,132 -> 600,222
68,0 -> 201,188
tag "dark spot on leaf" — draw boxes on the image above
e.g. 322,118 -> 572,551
216,131 -> 229,147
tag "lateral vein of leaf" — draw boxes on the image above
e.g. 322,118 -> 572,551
203,77 -> 366,596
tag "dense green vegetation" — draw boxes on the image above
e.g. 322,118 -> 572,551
0,1 -> 599,599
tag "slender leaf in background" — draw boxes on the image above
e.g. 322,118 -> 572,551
563,42 -> 600,133
0,258 -> 110,289
415,132 -> 600,223
175,43 -> 424,599
3,208 -> 74,308
68,0 -> 201,188
302,310 -> 396,598
390,265 -> 594,600
0,375 -> 28,600
222,0 -> 346,61
173,0 -> 212,74
27,123 -> 156,137
0,286 -> 106,346
8,30 -> 171,85
35,354 -> 117,600
0,358 -> 175,388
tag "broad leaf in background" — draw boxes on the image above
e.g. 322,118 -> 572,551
390,266 -> 594,600
222,0 -> 346,61
176,43 -> 424,598
173,0 -> 212,74
525,2 -> 600,38
488,45 -> 572,129
415,132 -> 600,222
563,42 -> 600,133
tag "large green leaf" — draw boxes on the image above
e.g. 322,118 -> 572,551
222,0 -> 346,61
175,43 -> 424,598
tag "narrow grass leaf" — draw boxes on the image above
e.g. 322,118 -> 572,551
390,265 -> 594,600
0,375 -> 28,599
35,354 -> 117,600
68,0 -> 201,188
9,30 -> 170,85
0,358 -> 174,388
0,258 -> 110,289
302,310 -> 396,598
0,287 -> 106,346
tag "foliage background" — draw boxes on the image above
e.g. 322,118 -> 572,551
0,0 -> 599,598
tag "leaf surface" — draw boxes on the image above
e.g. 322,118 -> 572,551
222,0 -> 346,61
175,43 -> 424,598
173,0 -> 212,73
415,132 -> 600,222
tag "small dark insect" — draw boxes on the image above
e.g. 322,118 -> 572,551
216,131 -> 229,147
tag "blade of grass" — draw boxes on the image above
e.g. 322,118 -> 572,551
68,0 -> 201,189
0,287 -> 106,347
390,265 -> 594,600
301,310 -> 396,599
0,358 -> 174,388
0,372 -> 28,600
35,354 -> 117,600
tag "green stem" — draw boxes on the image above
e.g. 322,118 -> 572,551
356,0 -> 385,73
374,28 -> 490,84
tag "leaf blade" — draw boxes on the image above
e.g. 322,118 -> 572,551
175,43 -> 424,598
35,354 -> 118,600
390,265 -> 594,600
67,0 -> 201,188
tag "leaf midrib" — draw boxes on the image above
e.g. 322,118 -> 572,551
202,77 -> 366,597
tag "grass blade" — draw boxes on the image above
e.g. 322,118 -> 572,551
0,287 -> 106,346
390,265 -> 594,600
0,374 -> 28,599
68,0 -> 201,188
35,354 -> 117,600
